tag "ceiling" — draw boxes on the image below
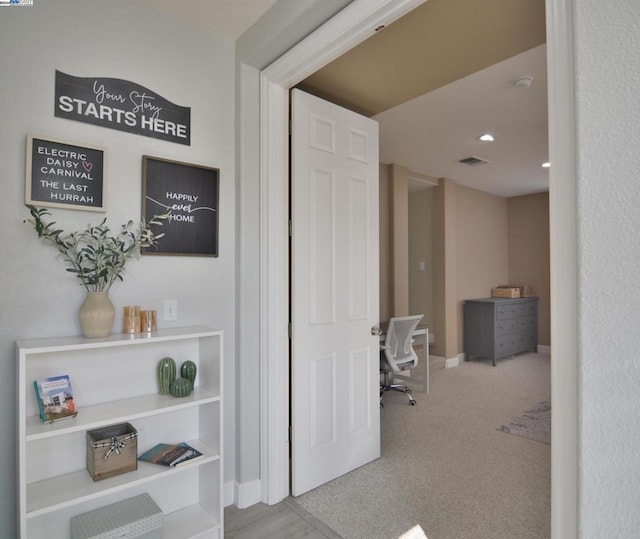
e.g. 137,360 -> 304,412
298,0 -> 548,198
374,44 -> 548,198
143,0 -> 549,198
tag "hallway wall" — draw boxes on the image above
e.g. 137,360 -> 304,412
0,2 -> 237,533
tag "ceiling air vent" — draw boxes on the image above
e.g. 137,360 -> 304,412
458,156 -> 489,166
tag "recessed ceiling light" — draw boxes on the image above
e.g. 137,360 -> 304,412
542,162 -> 551,168
478,134 -> 494,142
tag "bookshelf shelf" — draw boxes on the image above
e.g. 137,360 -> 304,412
17,326 -> 223,539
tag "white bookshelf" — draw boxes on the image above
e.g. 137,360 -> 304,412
16,326 -> 223,539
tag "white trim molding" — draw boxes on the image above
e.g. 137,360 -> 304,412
452,354 -> 465,368
432,354 -> 462,369
258,5 -> 579,537
236,479 -> 263,509
545,0 -> 578,536
224,481 -> 235,508
259,75 -> 290,506
263,0 -> 428,88
225,478 -> 263,508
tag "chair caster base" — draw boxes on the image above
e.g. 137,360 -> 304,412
380,383 -> 417,406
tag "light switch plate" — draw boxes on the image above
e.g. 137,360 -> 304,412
164,299 -> 178,321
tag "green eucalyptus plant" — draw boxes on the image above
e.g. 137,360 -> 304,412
25,205 -> 170,292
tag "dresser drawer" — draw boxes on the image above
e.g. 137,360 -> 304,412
518,315 -> 537,331
514,301 -> 531,317
496,303 -> 517,320
495,335 -> 518,357
496,318 -> 518,336
496,301 -> 530,320
515,331 -> 537,351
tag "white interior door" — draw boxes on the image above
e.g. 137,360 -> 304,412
291,89 -> 380,496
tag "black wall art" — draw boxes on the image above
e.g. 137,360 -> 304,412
26,134 -> 106,211
54,71 -> 191,145
142,156 -> 219,257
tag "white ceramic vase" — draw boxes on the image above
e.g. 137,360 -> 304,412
79,291 -> 115,338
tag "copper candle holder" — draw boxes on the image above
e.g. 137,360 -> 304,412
140,310 -> 157,333
123,306 -> 141,334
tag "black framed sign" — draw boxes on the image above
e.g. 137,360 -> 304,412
142,156 -> 219,257
26,134 -> 106,212
55,71 -> 191,145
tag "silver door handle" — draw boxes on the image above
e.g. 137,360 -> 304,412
371,325 -> 382,336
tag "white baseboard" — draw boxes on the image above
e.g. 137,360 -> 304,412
224,481 -> 235,507
225,478 -> 262,509
445,355 -> 462,369
430,355 -> 461,369
237,479 -> 262,508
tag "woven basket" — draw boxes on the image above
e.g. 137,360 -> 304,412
491,287 -> 520,298
493,284 -> 536,298
521,285 -> 536,297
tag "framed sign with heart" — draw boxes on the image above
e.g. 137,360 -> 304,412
25,134 -> 106,212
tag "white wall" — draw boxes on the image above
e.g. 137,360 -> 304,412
0,1 -> 236,533
574,0 -> 640,535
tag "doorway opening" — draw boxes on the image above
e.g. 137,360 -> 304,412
258,1 -> 578,536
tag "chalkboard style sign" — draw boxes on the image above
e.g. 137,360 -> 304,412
142,156 -> 219,257
55,71 -> 191,146
26,134 -> 106,212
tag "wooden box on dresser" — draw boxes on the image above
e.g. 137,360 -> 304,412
16,326 -> 223,539
463,297 -> 538,366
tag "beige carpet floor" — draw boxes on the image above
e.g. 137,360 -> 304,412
292,352 -> 551,539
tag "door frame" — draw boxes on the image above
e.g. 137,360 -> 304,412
258,1 -> 578,536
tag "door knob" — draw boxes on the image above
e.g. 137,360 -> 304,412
371,325 -> 382,336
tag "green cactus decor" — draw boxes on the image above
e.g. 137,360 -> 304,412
170,377 -> 194,398
157,357 -> 176,395
180,360 -> 197,385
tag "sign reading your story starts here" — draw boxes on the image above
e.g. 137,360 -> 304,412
54,71 -> 191,145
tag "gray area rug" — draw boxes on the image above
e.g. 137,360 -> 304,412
498,400 -> 551,444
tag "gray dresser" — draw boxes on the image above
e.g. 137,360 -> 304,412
463,297 -> 538,366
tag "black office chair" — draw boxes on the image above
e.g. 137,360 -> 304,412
380,314 -> 423,406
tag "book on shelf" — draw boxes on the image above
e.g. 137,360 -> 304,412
33,374 -> 77,424
138,442 -> 204,467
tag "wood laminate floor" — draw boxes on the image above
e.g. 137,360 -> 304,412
224,498 -> 343,539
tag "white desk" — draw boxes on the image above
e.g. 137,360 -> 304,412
379,326 -> 429,393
